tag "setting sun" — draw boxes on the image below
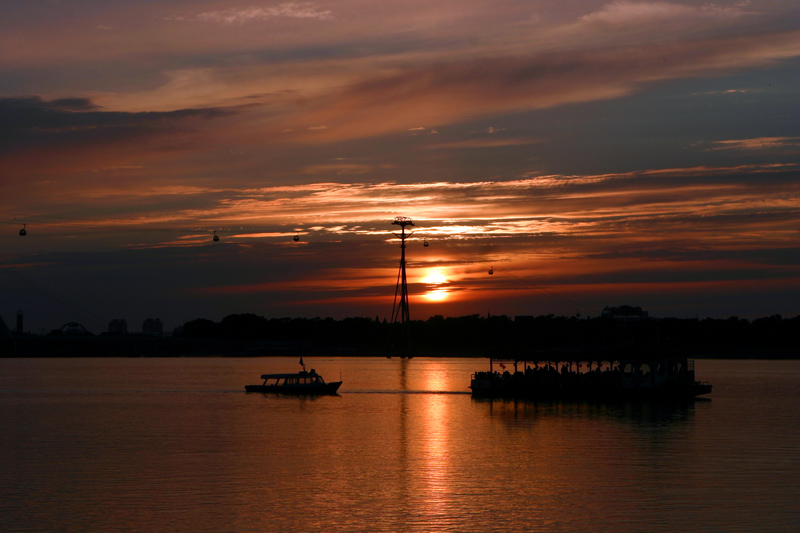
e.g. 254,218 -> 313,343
422,268 -> 451,301
423,271 -> 448,285
424,289 -> 450,301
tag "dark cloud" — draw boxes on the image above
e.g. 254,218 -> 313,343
0,96 -> 232,153
581,246 -> 800,267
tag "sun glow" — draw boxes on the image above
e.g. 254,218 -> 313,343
424,289 -> 449,301
422,271 -> 448,285
422,268 -> 450,301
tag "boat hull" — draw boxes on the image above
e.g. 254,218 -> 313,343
470,379 -> 712,400
245,381 -> 342,395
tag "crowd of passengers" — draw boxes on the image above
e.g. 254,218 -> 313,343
474,362 -> 623,389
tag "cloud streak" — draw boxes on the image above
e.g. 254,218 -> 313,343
196,3 -> 333,24
706,137 -> 800,150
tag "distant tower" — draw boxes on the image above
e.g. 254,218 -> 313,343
16,309 -> 23,335
391,217 -> 414,324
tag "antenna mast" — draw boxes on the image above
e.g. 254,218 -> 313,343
391,216 -> 414,324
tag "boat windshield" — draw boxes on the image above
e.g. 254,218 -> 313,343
259,373 -> 327,386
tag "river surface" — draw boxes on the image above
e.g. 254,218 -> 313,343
1,357 -> 799,532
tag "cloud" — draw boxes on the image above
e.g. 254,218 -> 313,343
579,1 -> 754,26
51,162 -> 791,247
277,28 -> 800,142
429,137 -> 539,150
0,96 -> 232,153
580,1 -> 697,25
7,158 -> 795,242
408,127 -> 438,136
693,88 -> 759,95
31,0 -> 795,139
197,3 -> 333,24
300,163 -> 373,175
705,137 -> 800,151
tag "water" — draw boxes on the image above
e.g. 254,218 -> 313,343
1,357 -> 799,532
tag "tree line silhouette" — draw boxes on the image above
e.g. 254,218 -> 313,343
175,312 -> 798,358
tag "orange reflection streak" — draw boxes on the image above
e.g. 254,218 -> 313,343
418,363 -> 452,521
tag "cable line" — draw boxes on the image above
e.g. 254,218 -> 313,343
422,237 -> 601,316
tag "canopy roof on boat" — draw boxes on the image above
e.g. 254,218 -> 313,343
260,371 -> 320,379
487,353 -> 691,364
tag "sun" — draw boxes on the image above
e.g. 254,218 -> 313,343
422,268 -> 450,301
422,269 -> 448,285
424,289 -> 449,301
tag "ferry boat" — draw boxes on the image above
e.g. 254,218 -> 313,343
245,368 -> 342,395
470,355 -> 712,400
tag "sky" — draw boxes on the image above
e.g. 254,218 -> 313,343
1,0 -> 799,334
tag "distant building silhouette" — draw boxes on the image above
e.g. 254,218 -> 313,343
54,322 -> 93,336
142,318 -> 163,337
108,318 -> 128,335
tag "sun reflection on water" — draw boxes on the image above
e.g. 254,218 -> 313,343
419,392 -> 451,520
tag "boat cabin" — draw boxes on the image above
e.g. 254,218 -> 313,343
245,368 -> 342,394
258,370 -> 327,387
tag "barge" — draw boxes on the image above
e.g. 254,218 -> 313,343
470,355 -> 712,400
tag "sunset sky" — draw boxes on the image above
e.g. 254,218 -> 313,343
2,0 -> 799,334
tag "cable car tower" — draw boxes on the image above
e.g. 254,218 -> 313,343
391,216 -> 414,324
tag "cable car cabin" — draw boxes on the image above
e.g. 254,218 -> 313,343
19,224 -> 27,236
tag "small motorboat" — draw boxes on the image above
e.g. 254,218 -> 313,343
245,367 -> 342,395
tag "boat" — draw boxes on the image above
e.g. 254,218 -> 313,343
470,355 -> 712,400
245,368 -> 342,395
